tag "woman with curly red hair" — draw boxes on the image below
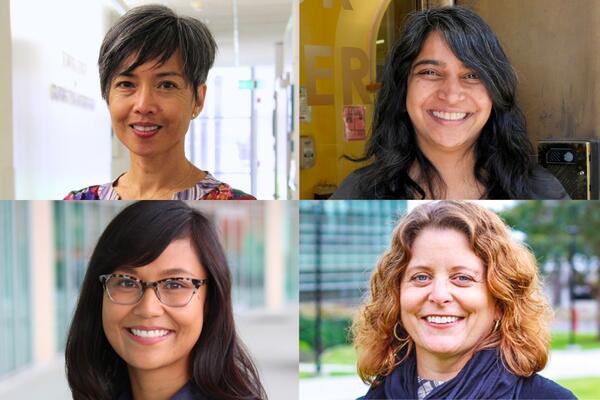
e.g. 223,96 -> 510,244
353,201 -> 574,399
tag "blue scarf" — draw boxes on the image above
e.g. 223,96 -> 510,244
361,349 -> 523,399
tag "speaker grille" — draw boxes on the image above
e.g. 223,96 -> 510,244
538,140 -> 598,200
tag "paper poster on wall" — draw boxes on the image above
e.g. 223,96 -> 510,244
343,105 -> 366,141
299,86 -> 312,123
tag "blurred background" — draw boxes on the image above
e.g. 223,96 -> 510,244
0,0 -> 298,200
299,200 -> 600,400
0,200 -> 299,400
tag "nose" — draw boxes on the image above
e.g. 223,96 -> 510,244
133,287 -> 164,318
428,278 -> 453,304
437,76 -> 465,104
133,84 -> 158,115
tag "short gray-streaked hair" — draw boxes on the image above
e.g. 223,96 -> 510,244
98,4 -> 217,102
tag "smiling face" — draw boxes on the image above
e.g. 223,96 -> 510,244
102,238 -> 207,375
406,31 -> 492,153
108,51 -> 206,158
400,228 -> 497,364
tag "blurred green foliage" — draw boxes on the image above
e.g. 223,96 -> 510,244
551,332 -> 600,350
556,376 -> 600,400
300,313 -> 353,353
500,201 -> 600,273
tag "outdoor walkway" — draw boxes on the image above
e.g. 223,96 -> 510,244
0,308 -> 298,400
299,349 -> 600,400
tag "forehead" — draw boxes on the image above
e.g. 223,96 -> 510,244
115,50 -> 185,76
412,31 -> 464,68
407,228 -> 483,272
115,238 -> 206,279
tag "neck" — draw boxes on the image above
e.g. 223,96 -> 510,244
415,348 -> 474,382
116,150 -> 205,199
128,365 -> 190,400
412,144 -> 482,199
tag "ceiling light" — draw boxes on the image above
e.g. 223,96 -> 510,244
190,0 -> 204,11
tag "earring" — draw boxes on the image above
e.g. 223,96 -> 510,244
494,319 -> 500,332
393,322 -> 409,342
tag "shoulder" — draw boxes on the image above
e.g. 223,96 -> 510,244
202,184 -> 256,200
331,168 -> 372,199
528,165 -> 570,199
191,172 -> 256,200
519,374 -> 576,399
63,185 -> 101,200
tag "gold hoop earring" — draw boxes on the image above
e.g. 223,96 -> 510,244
393,322 -> 409,342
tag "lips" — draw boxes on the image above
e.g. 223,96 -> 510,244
429,110 -> 471,123
130,122 -> 162,138
422,315 -> 465,326
125,326 -> 174,344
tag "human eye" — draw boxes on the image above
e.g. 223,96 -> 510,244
162,279 -> 191,290
451,274 -> 475,285
417,69 -> 439,77
158,80 -> 178,90
115,80 -> 134,89
409,273 -> 431,285
115,277 -> 138,289
463,72 -> 480,81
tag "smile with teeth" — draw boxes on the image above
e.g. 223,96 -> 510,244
431,111 -> 468,121
129,328 -> 171,338
425,315 -> 461,324
132,125 -> 160,131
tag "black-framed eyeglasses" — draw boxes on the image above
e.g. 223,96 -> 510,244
99,273 -> 208,307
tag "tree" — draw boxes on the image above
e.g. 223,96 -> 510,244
500,201 -> 600,340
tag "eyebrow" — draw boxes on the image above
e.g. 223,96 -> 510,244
406,264 -> 482,275
118,267 -> 196,278
115,71 -> 184,79
411,59 -> 447,70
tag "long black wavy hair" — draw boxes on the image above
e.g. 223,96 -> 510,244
355,6 -> 536,199
65,201 -> 266,400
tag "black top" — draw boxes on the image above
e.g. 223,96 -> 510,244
331,165 -> 570,200
359,372 -> 576,400
117,381 -> 207,400
519,374 -> 577,399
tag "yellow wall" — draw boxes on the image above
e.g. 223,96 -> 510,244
299,0 -> 391,199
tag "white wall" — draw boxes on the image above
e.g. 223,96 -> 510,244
0,0 -> 15,199
11,0 -> 114,199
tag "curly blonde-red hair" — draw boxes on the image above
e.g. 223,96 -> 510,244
352,201 -> 552,383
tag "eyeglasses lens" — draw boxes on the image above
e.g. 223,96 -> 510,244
105,276 -> 195,307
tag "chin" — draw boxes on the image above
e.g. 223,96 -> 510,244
421,337 -> 465,356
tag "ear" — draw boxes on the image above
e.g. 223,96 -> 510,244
192,84 -> 207,119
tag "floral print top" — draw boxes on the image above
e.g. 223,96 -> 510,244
64,172 -> 255,200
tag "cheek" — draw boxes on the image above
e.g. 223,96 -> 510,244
400,286 -> 419,318
183,296 -> 205,339
475,90 -> 493,115
101,297 -> 119,343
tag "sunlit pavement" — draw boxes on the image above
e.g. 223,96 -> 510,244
0,308 -> 298,400
299,349 -> 600,400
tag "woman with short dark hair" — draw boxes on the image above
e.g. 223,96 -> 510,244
353,201 -> 574,399
65,5 -> 254,200
65,201 -> 266,400
333,6 -> 568,200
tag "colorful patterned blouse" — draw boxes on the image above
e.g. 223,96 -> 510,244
64,172 -> 255,200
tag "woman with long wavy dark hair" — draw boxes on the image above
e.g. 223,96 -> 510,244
65,201 -> 266,400
332,6 -> 567,200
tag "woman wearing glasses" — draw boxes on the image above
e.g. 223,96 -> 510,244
65,201 -> 266,400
